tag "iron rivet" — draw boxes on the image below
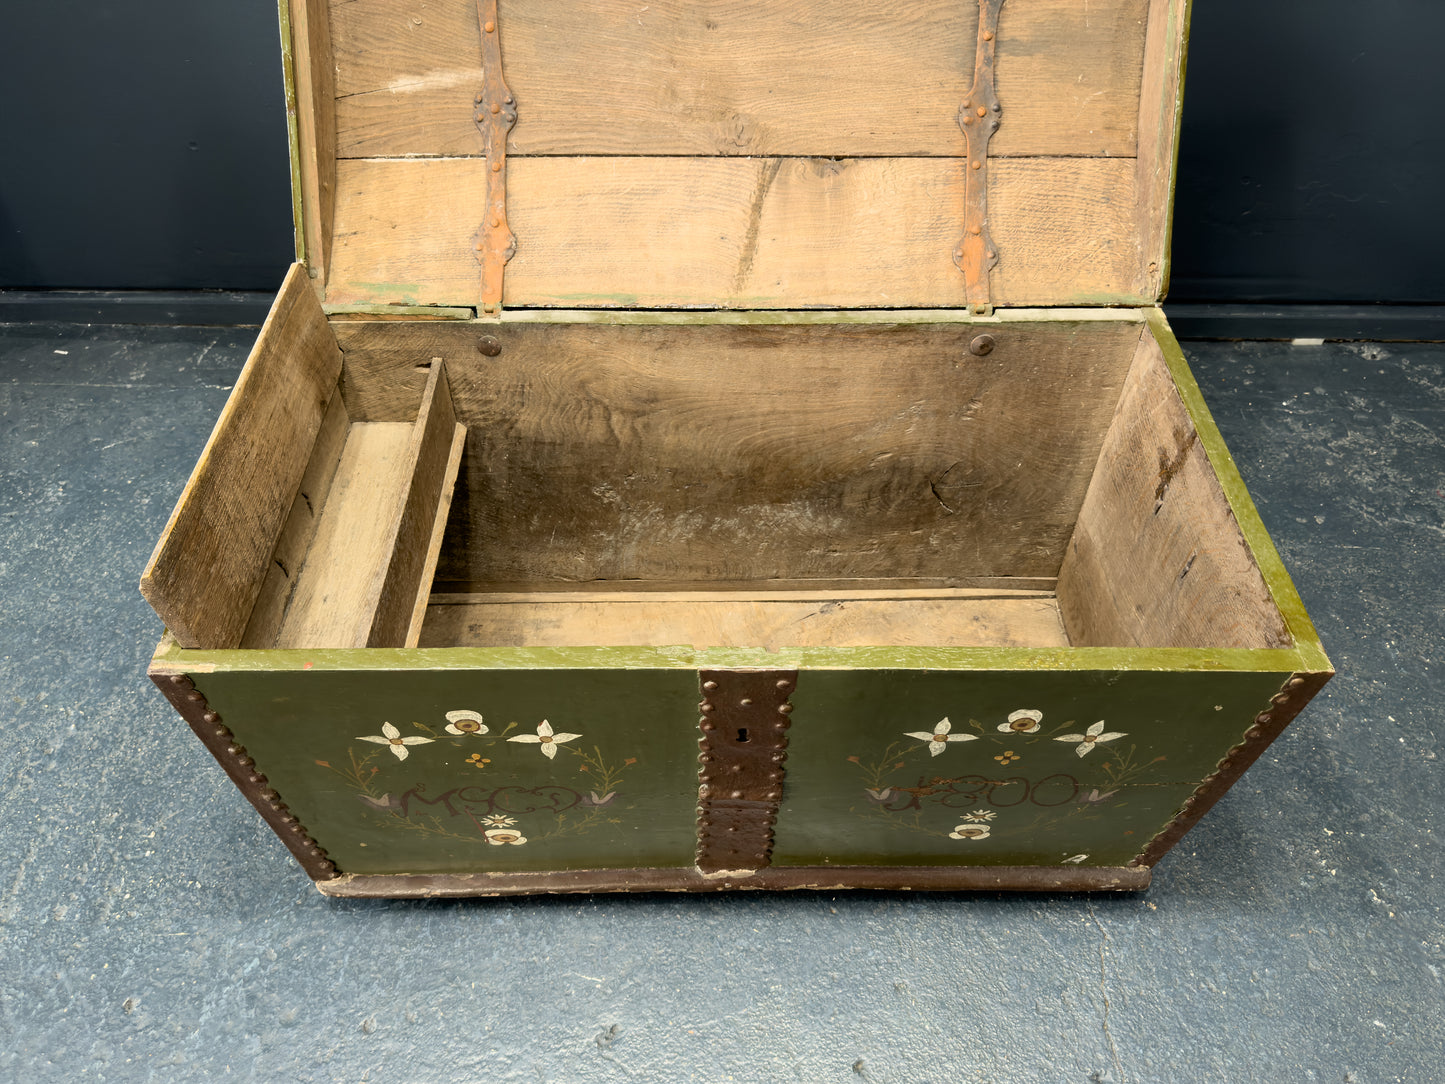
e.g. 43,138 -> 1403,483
982,29 -> 994,40
976,106 -> 987,117
202,712 -> 218,723
775,679 -> 791,690
970,225 -> 982,235
700,702 -> 714,712
490,216 -> 501,227
475,94 -> 483,104
740,698 -> 753,707
213,727 -> 227,738
484,20 -> 495,32
771,753 -> 786,762
766,791 -> 780,800
700,720 -> 716,731
730,764 -> 743,773
491,162 -> 502,172
490,103 -> 500,115
476,335 -> 502,357
186,692 -> 203,701
730,790 -> 744,799
778,703 -> 793,714
702,680 -> 718,692
969,334 -> 996,356
727,826 -> 737,833
1271,693 -> 1290,705
971,160 -> 982,170
986,250 -> 996,259
169,675 -> 188,686
475,113 -> 484,122
1257,713 -> 1273,725
1287,677 -> 1306,689
474,241 -> 485,251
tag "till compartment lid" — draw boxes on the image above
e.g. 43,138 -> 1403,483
286,0 -> 1189,313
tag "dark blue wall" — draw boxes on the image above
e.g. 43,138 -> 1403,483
2,2 -> 1442,303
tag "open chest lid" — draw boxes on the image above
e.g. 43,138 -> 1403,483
285,0 -> 1190,314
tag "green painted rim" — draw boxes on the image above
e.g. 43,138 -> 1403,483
277,0 -> 306,266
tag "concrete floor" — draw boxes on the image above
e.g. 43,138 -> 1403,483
0,323 -> 1439,1083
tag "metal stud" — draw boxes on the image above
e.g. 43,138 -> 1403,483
702,681 -> 718,692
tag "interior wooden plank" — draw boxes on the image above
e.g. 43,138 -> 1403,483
289,0 -> 338,287
325,156 -> 1146,310
272,422 -> 415,648
405,424 -> 469,648
367,360 -> 465,646
1136,0 -> 1190,301
329,0 -> 1146,160
141,265 -> 342,648
331,317 -> 1141,584
1056,324 -> 1292,649
429,586 -> 1056,605
240,391 -> 350,648
418,592 -> 1070,650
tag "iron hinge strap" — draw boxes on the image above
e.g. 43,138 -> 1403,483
472,0 -> 516,315
954,0 -> 1005,317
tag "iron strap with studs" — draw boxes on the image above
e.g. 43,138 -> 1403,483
695,670 -> 796,874
954,0 -> 1005,317
471,0 -> 516,315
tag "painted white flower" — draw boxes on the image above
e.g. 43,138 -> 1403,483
904,717 -> 978,757
484,828 -> 527,846
481,814 -> 515,828
444,709 -> 488,736
949,824 -> 991,841
507,719 -> 581,759
997,708 -> 1043,734
356,721 -> 435,761
1062,854 -> 1089,864
961,808 -> 996,822
1054,720 -> 1126,757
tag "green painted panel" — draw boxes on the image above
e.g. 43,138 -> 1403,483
771,668 -> 1288,869
194,668 -> 701,875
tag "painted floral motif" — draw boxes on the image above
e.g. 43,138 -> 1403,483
1062,854 -> 1089,864
997,709 -> 1043,734
582,791 -> 616,807
1077,788 -> 1118,805
865,787 -> 894,802
465,753 -> 491,769
356,722 -> 435,761
949,824 -> 991,841
961,808 -> 996,822
1054,720 -> 1127,757
481,814 -> 515,828
507,720 -> 582,759
993,749 -> 1021,766
904,717 -> 979,757
445,710 -> 488,736
484,828 -> 527,846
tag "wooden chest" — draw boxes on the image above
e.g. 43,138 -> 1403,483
141,0 -> 1332,896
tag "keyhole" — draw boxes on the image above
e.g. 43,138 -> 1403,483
736,727 -> 750,744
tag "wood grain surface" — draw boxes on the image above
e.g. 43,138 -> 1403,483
418,589 -> 1068,650
141,265 -> 342,648
325,156 -> 1146,309
1057,325 -> 1292,649
331,317 -> 1141,584
329,0 -> 1148,159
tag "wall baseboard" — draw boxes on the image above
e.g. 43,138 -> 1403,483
3,292 -> 1445,341
1163,303 -> 1445,342
0,290 -> 274,326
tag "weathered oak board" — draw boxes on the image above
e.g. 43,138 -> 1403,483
141,265 -> 342,649
332,316 -> 1143,585
1057,326 -> 1292,650
326,156 -> 1146,309
419,588 -> 1068,650
330,0 -> 1148,160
